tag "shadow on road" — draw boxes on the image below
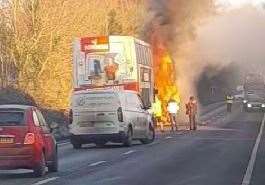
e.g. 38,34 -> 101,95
79,142 -> 142,150
0,170 -> 34,179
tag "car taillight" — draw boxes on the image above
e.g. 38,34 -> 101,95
24,133 -> 35,145
117,107 -> 123,122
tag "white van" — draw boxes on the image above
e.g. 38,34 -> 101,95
69,89 -> 155,148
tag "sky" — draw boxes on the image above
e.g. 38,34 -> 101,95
194,5 -> 265,75
217,0 -> 265,8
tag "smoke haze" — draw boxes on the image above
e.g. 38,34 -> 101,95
144,1 -> 265,121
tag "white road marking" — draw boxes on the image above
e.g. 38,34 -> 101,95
165,136 -> 173,140
32,177 -> 59,185
58,141 -> 70,146
241,114 -> 265,185
89,161 -> 107,167
122,150 -> 136,155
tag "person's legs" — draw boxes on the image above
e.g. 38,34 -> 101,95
193,115 -> 197,130
169,114 -> 174,132
190,115 -> 196,130
153,116 -> 157,128
189,115 -> 192,130
173,114 -> 177,131
158,117 -> 164,132
227,103 -> 232,112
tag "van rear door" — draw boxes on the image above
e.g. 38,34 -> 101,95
72,92 -> 120,130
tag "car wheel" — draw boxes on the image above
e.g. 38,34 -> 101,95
48,149 -> 58,173
140,124 -> 155,144
33,151 -> 46,177
123,127 -> 133,147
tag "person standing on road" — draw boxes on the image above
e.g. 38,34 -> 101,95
226,94 -> 234,113
152,95 -> 164,132
167,98 -> 180,132
186,96 -> 198,130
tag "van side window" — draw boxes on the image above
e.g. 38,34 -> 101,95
32,111 -> 40,126
137,95 -> 145,109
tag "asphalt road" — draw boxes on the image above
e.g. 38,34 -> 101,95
1,104 -> 265,185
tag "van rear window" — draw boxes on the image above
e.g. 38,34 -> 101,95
0,111 -> 25,126
73,93 -> 119,107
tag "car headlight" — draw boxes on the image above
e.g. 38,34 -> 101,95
247,104 -> 252,108
243,100 -> 248,104
262,104 -> 265,108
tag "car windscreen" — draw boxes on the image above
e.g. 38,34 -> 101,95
247,94 -> 265,102
0,109 -> 25,126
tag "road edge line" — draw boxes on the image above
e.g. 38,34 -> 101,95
32,177 -> 59,185
89,161 -> 107,167
241,114 -> 265,185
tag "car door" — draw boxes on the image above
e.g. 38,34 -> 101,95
131,93 -> 146,137
125,93 -> 141,138
35,109 -> 56,162
136,95 -> 149,136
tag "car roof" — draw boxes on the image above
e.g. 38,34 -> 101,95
0,104 -> 35,110
74,89 -> 138,95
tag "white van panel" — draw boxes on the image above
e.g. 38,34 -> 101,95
71,92 -> 125,135
73,92 -> 120,110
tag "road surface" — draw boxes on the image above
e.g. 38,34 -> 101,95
1,103 -> 265,185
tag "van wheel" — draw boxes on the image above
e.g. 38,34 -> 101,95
72,142 -> 82,149
33,152 -> 46,177
123,127 -> 133,147
48,149 -> 58,173
140,124 -> 155,144
71,136 -> 82,149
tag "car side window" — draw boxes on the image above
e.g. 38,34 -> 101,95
36,110 -> 47,126
36,110 -> 50,132
32,111 -> 40,126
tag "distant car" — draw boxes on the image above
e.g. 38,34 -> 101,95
234,93 -> 244,100
69,90 -> 155,148
243,95 -> 265,112
0,105 -> 58,177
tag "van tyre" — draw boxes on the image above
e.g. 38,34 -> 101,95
123,127 -> 133,147
72,142 -> 82,149
33,152 -> 46,177
71,136 -> 82,149
140,124 -> 155,144
48,149 -> 58,173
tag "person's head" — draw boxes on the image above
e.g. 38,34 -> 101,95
190,96 -> 195,101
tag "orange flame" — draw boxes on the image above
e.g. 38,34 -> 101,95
152,34 -> 180,118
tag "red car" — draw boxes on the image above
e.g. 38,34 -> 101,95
0,105 -> 58,177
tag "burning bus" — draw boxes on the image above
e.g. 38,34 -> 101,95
73,36 -> 154,107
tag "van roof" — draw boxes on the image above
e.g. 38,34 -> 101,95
0,104 -> 35,110
73,89 -> 138,95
